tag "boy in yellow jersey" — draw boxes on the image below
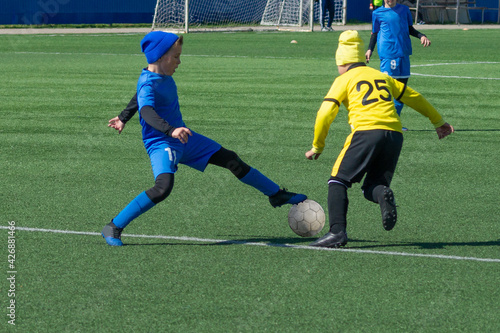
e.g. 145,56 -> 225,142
305,30 -> 454,248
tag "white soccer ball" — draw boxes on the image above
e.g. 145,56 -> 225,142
288,199 -> 326,237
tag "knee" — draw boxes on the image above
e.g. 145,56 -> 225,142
209,148 -> 251,179
225,150 -> 251,178
146,173 -> 174,204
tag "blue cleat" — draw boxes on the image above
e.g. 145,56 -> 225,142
101,221 -> 124,246
269,188 -> 307,208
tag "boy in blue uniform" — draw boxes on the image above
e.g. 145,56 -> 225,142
102,31 -> 307,246
365,0 -> 430,123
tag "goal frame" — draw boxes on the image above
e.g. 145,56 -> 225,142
151,0 -> 346,33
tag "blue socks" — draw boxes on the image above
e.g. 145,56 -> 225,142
239,168 -> 280,196
394,99 -> 404,117
112,168 -> 278,230
113,191 -> 156,229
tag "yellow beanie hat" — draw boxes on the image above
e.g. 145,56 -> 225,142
335,30 -> 365,66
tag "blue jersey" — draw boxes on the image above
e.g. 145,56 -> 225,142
372,4 -> 413,59
137,69 -> 186,148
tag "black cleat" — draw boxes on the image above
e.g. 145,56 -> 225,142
269,188 -> 307,208
309,231 -> 348,248
380,187 -> 397,231
101,221 -> 124,246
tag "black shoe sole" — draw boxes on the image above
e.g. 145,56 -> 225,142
381,188 -> 397,231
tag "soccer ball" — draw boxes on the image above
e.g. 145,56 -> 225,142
288,199 -> 326,237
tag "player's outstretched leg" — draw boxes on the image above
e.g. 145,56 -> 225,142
240,168 -> 306,207
208,148 -> 306,207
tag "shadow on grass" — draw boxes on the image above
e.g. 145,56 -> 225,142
120,236 -> 376,247
213,237 -> 500,250
121,237 -> 312,247
117,235 -> 500,250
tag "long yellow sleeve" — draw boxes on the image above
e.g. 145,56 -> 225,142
312,100 -> 340,154
399,86 -> 445,128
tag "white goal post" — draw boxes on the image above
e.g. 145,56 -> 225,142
151,0 -> 346,33
261,0 -> 346,28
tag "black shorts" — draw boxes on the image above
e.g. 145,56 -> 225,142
331,130 -> 403,190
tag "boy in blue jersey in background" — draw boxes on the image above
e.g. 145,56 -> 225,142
365,0 -> 431,128
102,31 -> 307,246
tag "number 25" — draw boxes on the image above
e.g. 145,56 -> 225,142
356,80 -> 392,106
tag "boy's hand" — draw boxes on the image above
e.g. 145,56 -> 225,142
108,117 -> 125,134
365,50 -> 372,63
305,150 -> 321,160
421,36 -> 431,47
436,123 -> 454,139
172,127 -> 192,144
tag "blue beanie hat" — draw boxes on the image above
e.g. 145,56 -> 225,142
141,31 -> 180,64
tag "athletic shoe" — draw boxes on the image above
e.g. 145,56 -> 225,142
326,26 -> 334,31
402,127 -> 409,131
321,27 -> 328,31
380,187 -> 397,231
309,231 -> 348,248
101,221 -> 124,246
269,188 -> 307,208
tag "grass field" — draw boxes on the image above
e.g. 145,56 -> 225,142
1,28 -> 499,332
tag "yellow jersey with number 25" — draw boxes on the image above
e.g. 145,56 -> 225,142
312,64 -> 445,154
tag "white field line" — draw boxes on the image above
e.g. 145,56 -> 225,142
1,225 -> 499,263
410,73 -> 500,80
411,61 -> 500,67
410,61 -> 500,80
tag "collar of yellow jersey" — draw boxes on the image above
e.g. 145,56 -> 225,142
347,63 -> 367,72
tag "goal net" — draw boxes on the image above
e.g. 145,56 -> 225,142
152,0 -> 268,32
261,0 -> 346,27
152,0 -> 345,32
260,0 -> 314,27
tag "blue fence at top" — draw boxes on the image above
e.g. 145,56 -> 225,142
2,0 -> 371,25
1,0 -> 157,25
0,0 -> 497,25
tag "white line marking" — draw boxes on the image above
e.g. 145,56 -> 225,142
411,72 -> 500,80
412,61 -> 500,67
2,226 -> 499,263
411,61 -> 500,80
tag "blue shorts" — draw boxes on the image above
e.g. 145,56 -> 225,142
380,56 -> 410,79
148,131 -> 221,179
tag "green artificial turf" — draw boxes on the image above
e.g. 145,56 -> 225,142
1,29 -> 499,332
